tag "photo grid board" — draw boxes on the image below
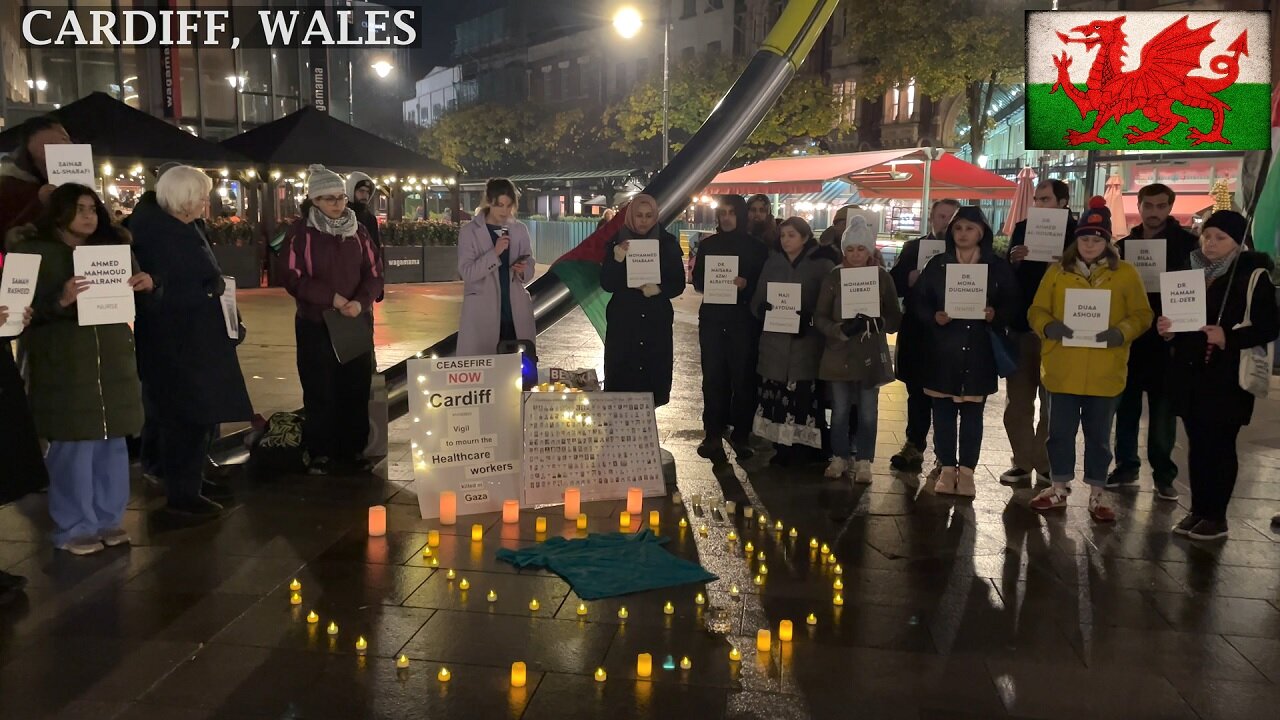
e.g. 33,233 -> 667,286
521,392 -> 664,507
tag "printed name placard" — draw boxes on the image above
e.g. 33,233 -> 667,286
408,354 -> 523,519
521,392 -> 663,507
944,263 -> 988,320
917,239 -> 945,271
73,245 -> 134,326
703,255 -> 739,305
625,239 -> 661,287
840,266 -> 881,319
45,144 -> 95,187
1024,208 -> 1069,262
0,253 -> 41,337
763,281 -> 802,333
1161,269 -> 1207,333
219,276 -> 238,339
1062,288 -> 1110,347
1123,239 -> 1166,292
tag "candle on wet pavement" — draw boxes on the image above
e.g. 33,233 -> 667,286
756,629 -> 771,653
649,510 -> 660,527
439,492 -> 457,525
487,590 -> 498,603
289,579 -> 302,592
511,661 -> 526,688
577,602 -> 588,616
327,621 -> 339,636
729,647 -> 741,662
529,598 -> 540,611
437,667 -> 451,682
695,593 -> 705,606
535,517 -> 547,533
619,511 -> 631,529
663,601 -> 674,615
502,501 -> 519,524
368,505 -> 387,536
446,569 -> 456,580
355,636 -> 368,651
680,656 -> 692,670
397,655 -> 410,668
626,487 -> 643,515
576,514 -> 588,530
618,606 -> 629,619
636,653 -> 652,678
471,524 -> 484,542
307,610 -> 319,623
564,487 -> 581,519
458,578 -> 470,591
594,668 -> 607,682
779,620 -> 793,642
290,592 -> 302,606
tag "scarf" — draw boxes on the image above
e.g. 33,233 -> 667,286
623,194 -> 659,238
1190,247 -> 1239,282
308,206 -> 359,238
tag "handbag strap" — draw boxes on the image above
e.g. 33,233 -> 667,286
1213,256 -> 1239,326
1235,267 -> 1265,329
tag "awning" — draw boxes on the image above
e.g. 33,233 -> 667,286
851,155 -> 1017,200
706,149 -> 919,195
1121,194 -> 1216,226
506,169 -> 641,184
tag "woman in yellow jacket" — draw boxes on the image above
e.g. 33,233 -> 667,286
1027,198 -> 1152,522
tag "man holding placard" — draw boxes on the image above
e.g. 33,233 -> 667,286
999,179 -> 1076,487
1111,184 -> 1197,499
0,116 -> 70,240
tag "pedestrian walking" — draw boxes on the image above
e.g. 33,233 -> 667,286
1027,198 -> 1152,522
1110,183 -> 1198,499
12,184 -> 153,555
1001,179 -> 1076,486
1160,211 -> 1278,541
814,221 -> 902,482
456,178 -> 536,356
281,165 -> 383,476
691,196 -> 769,463
0,115 -> 69,241
887,199 -> 960,474
130,165 -> 252,517
751,217 -> 836,465
600,194 -> 686,406
912,206 -> 1018,496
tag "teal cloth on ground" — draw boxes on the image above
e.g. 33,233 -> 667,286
496,529 -> 717,600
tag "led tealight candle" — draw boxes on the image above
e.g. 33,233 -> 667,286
429,557 -> 439,567
397,655 -> 410,668
368,505 -> 387,536
446,569 -> 456,580
576,602 -> 588,616
779,620 -> 794,642
290,592 -> 302,606
834,564 -> 843,576
471,524 -> 484,542
743,507 -> 753,519
626,487 -> 643,515
753,574 -> 763,586
529,598 -> 540,612
355,636 -> 368,651
487,590 -> 498,603
695,593 -> 705,606
618,606 -> 629,620
663,601 -> 674,615
289,579 -> 302,592
810,538 -> 819,549
758,551 -> 767,562
502,501 -> 519,524
833,593 -> 844,607
680,656 -> 692,670
307,610 -> 319,624
758,514 -> 767,526
576,514 -> 588,531
564,488 -> 581,519
726,530 -> 738,542
511,662 -> 527,688
636,653 -> 652,678
649,510 -> 660,527
619,511 -> 631,529
828,554 -> 838,565
439,492 -> 457,525
730,585 -> 740,598
428,530 -> 440,547
775,520 -> 784,531
437,667 -> 451,682
729,647 -> 742,662
820,543 -> 830,555
672,491 -> 682,505
759,564 -> 768,576
679,518 -> 688,528
535,516 -> 547,533
698,525 -> 708,537
327,621 -> 339,636
756,629 -> 772,653
594,668 -> 607,682
806,613 -> 818,626
725,501 -> 736,516
458,578 -> 471,591
744,541 -> 754,554
833,578 -> 844,591
789,527 -> 798,538
422,546 -> 433,559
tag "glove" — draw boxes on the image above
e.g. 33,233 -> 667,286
1096,328 -> 1124,348
208,275 -> 226,297
640,283 -> 661,298
1043,321 -> 1074,341
612,244 -> 627,262
759,301 -> 774,313
841,314 -> 870,337
797,310 -> 812,334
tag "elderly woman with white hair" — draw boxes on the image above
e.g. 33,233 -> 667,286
130,164 -> 252,519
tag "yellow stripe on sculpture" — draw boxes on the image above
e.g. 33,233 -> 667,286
760,0 -> 842,67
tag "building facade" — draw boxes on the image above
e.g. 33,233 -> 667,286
403,66 -> 462,128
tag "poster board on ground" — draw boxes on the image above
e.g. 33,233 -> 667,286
521,391 -> 664,507
408,354 -> 523,519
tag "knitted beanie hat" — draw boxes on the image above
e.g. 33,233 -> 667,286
1202,210 -> 1247,246
840,215 -> 875,252
306,164 -> 345,200
1074,196 -> 1112,240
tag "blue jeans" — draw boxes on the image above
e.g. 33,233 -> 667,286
829,381 -> 879,461
45,438 -> 130,545
1047,393 -> 1118,487
932,397 -> 985,468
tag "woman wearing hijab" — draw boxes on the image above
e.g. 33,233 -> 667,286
912,206 -> 1019,497
1159,210 -> 1278,541
600,195 -> 686,406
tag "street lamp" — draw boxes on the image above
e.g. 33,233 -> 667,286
371,61 -> 394,79
612,5 -> 669,167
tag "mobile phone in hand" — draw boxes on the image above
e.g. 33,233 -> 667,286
513,254 -> 531,264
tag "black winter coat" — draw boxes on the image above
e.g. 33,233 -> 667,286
1168,251 -> 1279,427
1006,215 -> 1076,332
130,199 -> 253,426
692,228 -> 768,325
1115,219 -> 1198,391
888,237 -> 933,387
912,241 -> 1020,399
600,227 -> 686,406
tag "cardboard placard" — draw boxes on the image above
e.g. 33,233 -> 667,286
944,264 -> 988,320
1024,208 -> 1069,262
45,144 -> 95,187
1062,288 -> 1110,347
763,282 -> 801,333
839,266 -> 881,319
625,239 -> 661,287
0,253 -> 40,337
917,239 -> 945,271
73,245 -> 134,326
1161,269 -> 1206,333
1123,239 -> 1165,292
703,255 -> 739,305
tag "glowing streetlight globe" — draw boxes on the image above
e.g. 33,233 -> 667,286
371,61 -> 394,78
613,7 -> 643,39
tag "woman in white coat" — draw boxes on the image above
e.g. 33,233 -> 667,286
456,178 -> 536,356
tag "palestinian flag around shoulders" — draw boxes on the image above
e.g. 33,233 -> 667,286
1026,11 -> 1271,151
550,210 -> 629,341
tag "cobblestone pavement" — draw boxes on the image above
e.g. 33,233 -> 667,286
1,288 -> 1278,719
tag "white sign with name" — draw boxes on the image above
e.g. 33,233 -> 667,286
1062,288 -> 1110,348
219,276 -> 238,340
944,264 -> 988,320
73,245 -> 134,326
703,255 -> 739,305
1124,239 -> 1166,292
763,282 -> 802,334
1024,208 -> 1070,263
521,391 -> 664,507
625,239 -> 661,287
44,144 -> 95,187
1161,269 -> 1207,333
0,253 -> 41,338
840,266 -> 881,319
408,354 -> 524,519
917,239 -> 946,271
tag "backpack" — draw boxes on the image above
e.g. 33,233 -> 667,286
248,411 -> 306,477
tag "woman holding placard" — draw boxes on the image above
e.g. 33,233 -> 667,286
12,184 -> 153,555
1158,211 -> 1278,541
1027,198 -> 1152,522
600,194 -> 686,406
813,223 -> 901,482
911,206 -> 1017,497
751,217 -> 835,465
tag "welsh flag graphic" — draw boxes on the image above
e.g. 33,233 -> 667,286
1026,11 -> 1272,151
1250,90 -> 1280,255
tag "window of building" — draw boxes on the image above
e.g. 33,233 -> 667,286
118,48 -> 140,109
240,92 -> 271,127
905,78 -> 916,119
28,48 -> 77,107
832,79 -> 856,126
885,84 -> 900,123
78,48 -> 118,99
682,0 -> 697,19
568,61 -> 582,98
272,50 -> 300,101
706,41 -> 721,55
